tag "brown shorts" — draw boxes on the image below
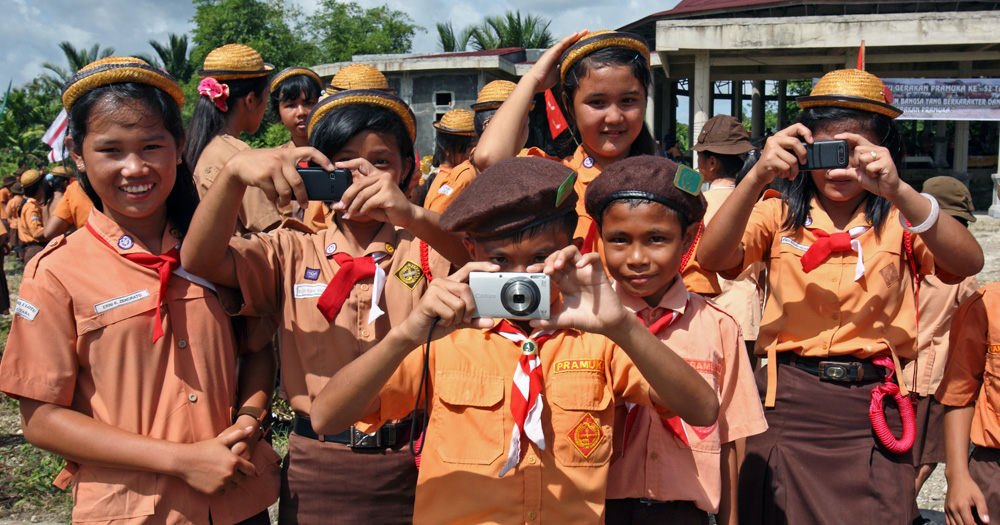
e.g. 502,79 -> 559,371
278,432 -> 417,524
738,362 -> 919,525
605,498 -> 709,525
912,394 -> 946,466
969,446 -> 1000,524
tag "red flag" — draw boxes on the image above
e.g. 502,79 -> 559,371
544,89 -> 569,138
857,40 -> 866,70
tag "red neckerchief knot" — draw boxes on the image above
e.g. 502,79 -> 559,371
800,229 -> 853,273
85,223 -> 179,343
316,253 -> 377,322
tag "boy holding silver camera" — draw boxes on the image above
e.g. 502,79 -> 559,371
308,156 -> 719,523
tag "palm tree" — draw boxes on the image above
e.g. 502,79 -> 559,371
41,42 -> 116,89
468,11 -> 553,51
149,34 -> 194,83
437,22 -> 471,52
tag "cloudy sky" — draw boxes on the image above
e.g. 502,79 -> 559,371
2,0 -> 681,87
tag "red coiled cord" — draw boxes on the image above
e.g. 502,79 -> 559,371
869,356 -> 916,454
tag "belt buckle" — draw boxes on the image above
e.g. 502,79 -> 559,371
818,361 -> 863,381
348,426 -> 381,449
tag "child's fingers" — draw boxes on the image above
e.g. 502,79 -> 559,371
449,261 -> 501,283
342,180 -> 385,219
834,132 -> 872,148
291,146 -> 334,171
973,491 -> 990,524
280,163 -> 309,209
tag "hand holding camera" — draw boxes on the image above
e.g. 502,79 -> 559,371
329,158 -> 419,226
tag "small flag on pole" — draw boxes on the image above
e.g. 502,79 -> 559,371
857,40 -> 866,71
0,79 -> 12,122
42,109 -> 68,163
544,89 -> 569,139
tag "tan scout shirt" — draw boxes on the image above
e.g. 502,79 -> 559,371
362,325 -> 659,524
225,220 -> 451,414
52,180 -> 93,229
17,198 -> 45,243
903,274 -> 979,395
193,135 -> 284,233
0,209 -> 280,524
606,277 -> 767,513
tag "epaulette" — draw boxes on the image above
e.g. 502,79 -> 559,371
24,235 -> 68,279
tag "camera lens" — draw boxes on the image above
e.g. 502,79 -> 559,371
500,277 -> 541,316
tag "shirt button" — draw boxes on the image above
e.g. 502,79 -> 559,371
361,330 -> 370,337
188,393 -> 198,403
831,313 -> 839,321
650,452 -> 659,460
527,454 -> 536,465
361,284 -> 370,291
178,340 -> 187,349
822,342 -> 829,349
528,511 -> 537,521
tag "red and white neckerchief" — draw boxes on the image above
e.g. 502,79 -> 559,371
493,320 -> 555,477
622,293 -> 687,453
799,225 -> 869,281
316,251 -> 387,324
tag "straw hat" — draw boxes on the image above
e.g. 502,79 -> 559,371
49,165 -> 74,178
20,169 -> 41,187
198,44 -> 274,81
61,56 -> 185,111
325,64 -> 391,95
270,66 -> 322,94
308,89 -> 416,140
797,69 -> 901,118
559,30 -> 650,83
434,109 -> 476,136
469,80 -> 534,112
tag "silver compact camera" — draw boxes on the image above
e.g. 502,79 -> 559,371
469,272 -> 550,320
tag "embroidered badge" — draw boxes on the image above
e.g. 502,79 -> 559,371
554,359 -> 604,373
14,298 -> 38,321
989,344 -> 1000,354
325,242 -> 337,255
394,260 -> 424,289
880,263 -> 899,287
385,243 -> 395,254
117,235 -> 134,250
94,289 -> 151,314
685,359 -> 723,377
567,413 -> 603,458
673,165 -> 704,196
438,184 -> 454,196
582,156 -> 595,169
304,268 -> 321,281
521,340 -> 538,355
555,171 -> 577,207
293,283 -> 326,298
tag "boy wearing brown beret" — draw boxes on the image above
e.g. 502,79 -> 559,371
584,156 -> 766,525
309,156 -> 719,523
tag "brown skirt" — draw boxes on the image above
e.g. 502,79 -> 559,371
738,362 -> 919,525
911,394 -> 947,466
968,446 -> 1000,523
278,432 -> 417,525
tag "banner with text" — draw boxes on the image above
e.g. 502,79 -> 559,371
882,78 -> 1000,121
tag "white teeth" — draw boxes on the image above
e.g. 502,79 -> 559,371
121,183 -> 153,194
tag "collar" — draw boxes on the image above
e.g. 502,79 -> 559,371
806,196 -> 871,233
614,275 -> 689,319
85,208 -> 181,257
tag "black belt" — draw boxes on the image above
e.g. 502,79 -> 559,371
777,353 -> 886,382
292,414 -> 414,449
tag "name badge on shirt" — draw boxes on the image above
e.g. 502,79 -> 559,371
14,298 -> 39,321
94,289 -> 151,314
437,184 -> 454,196
293,283 -> 326,299
780,236 -> 809,252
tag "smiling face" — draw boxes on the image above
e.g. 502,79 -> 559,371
809,123 -> 879,211
69,96 -> 177,229
600,201 -> 696,307
569,64 -> 646,166
279,91 -> 318,142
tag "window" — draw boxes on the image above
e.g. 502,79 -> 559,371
434,91 -> 454,109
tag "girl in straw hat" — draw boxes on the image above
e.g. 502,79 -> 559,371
412,108 -> 477,206
270,67 -> 322,150
475,29 -> 658,252
0,57 -> 283,524
696,68 -> 984,524
180,89 -> 469,524
184,43 -> 282,234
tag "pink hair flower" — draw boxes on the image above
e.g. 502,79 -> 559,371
198,77 -> 230,112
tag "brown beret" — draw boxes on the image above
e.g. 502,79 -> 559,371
584,155 -> 706,226
441,157 -> 578,238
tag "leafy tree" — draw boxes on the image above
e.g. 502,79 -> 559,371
0,77 -> 63,175
437,22 -> 471,52
149,34 -> 195,83
41,42 -> 116,87
308,0 -> 423,63
468,11 -> 553,51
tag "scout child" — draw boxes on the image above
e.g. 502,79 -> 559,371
183,43 -> 282,234
306,156 -> 720,524
270,67 -> 323,150
422,80 -> 529,213
903,176 -> 980,504
938,283 -> 1000,525
181,89 -> 467,524
45,165 -> 72,216
17,168 -> 48,263
584,156 -> 766,525
413,108 -> 476,206
475,30 -> 658,250
43,169 -> 93,239
6,180 -> 22,257
0,56 -> 281,524
696,68 -> 984,524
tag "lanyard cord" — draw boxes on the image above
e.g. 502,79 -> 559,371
409,317 -> 439,456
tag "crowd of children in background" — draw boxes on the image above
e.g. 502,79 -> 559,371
0,27 -> 995,525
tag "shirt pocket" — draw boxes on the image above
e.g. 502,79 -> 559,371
984,354 -> 1000,411
433,370 -> 505,465
548,371 -> 613,467
71,466 -> 155,521
76,288 -> 157,336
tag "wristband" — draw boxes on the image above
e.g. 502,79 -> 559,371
898,193 -> 939,234
233,406 -> 270,437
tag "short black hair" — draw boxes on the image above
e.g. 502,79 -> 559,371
269,73 -> 322,119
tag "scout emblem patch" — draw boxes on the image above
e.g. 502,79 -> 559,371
385,243 -> 395,254
674,165 -> 703,196
304,268 -> 321,281
325,243 -> 337,255
880,263 -> 899,287
568,413 -> 603,458
117,235 -> 134,250
556,171 -> 577,207
582,156 -> 595,169
394,260 -> 424,289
